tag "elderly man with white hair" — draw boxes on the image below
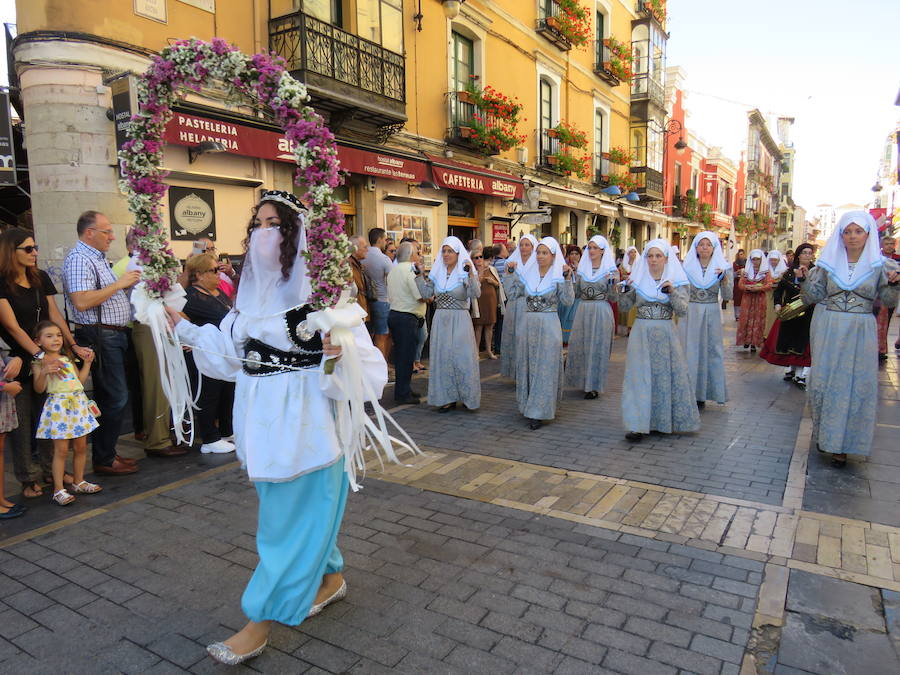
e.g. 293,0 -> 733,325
387,241 -> 426,404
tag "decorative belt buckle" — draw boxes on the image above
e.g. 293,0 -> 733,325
245,350 -> 262,371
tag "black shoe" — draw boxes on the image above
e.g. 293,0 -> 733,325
584,391 -> 599,400
878,352 -> 888,361
743,344 -> 750,349
749,345 -> 757,352
830,453 -> 847,467
795,377 -> 806,391
784,371 -> 796,381
625,432 -> 644,442
697,400 -> 706,409
394,395 -> 421,405
437,403 -> 456,413
527,419 -> 543,430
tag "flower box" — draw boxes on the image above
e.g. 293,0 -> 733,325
546,16 -> 561,31
456,90 -> 476,105
457,126 -> 474,138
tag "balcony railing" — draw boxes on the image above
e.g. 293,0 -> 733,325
594,153 -> 610,185
445,91 -> 499,156
536,0 -> 571,51
540,128 -> 562,170
269,10 -> 406,126
593,41 -> 620,86
631,166 -> 663,200
631,73 -> 664,107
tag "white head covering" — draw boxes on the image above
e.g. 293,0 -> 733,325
235,209 -> 311,319
621,245 -> 639,274
577,235 -> 617,282
743,249 -> 770,282
816,210 -> 885,291
670,245 -> 681,262
683,231 -> 729,289
506,233 -> 539,278
767,250 -> 788,279
522,236 -> 566,295
628,238 -> 689,302
429,235 -> 473,292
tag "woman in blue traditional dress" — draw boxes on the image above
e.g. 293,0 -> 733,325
799,211 -> 899,466
416,236 -> 481,412
506,237 -> 574,430
679,232 -> 732,409
565,235 -> 619,399
500,234 -> 538,378
619,239 -> 700,442
167,192 -> 388,665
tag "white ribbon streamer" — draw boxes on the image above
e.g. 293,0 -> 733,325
306,294 -> 420,491
131,282 -> 195,445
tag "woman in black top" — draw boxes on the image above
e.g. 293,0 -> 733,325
182,253 -> 235,454
0,228 -> 93,497
760,243 -> 816,388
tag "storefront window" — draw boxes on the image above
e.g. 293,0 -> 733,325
448,195 -> 475,218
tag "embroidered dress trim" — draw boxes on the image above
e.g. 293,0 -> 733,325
434,293 -> 467,310
242,338 -> 322,376
579,286 -> 610,301
689,286 -> 719,303
823,289 -> 875,314
526,295 -> 557,312
636,303 -> 674,320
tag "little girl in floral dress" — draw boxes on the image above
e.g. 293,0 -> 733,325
32,321 -> 100,506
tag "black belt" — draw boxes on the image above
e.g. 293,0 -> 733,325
75,323 -> 129,332
242,338 -> 322,376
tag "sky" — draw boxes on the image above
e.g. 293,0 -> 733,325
0,0 -> 898,213
666,0 -> 900,212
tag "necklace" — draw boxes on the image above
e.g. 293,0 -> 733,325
193,285 -> 231,308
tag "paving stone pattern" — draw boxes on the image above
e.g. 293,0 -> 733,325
393,325 -> 803,506
0,471 -> 761,673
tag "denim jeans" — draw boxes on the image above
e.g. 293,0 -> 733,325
388,310 -> 418,400
75,327 -> 130,467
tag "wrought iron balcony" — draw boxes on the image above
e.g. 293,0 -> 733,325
269,10 -> 406,129
593,153 -> 610,185
631,73 -> 664,108
630,166 -> 663,200
593,41 -> 620,86
540,128 -> 562,171
445,91 -> 499,156
536,0 -> 572,51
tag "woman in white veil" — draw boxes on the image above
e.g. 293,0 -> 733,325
167,192 -> 388,664
500,234 -> 538,378
798,210 -> 899,465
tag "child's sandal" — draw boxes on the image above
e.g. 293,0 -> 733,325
51,489 -> 75,506
68,481 -> 102,495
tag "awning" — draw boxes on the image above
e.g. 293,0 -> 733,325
537,185 -> 602,213
622,204 -> 667,224
426,155 -> 524,200
337,145 -> 430,183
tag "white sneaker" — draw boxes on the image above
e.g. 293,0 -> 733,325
221,435 -> 235,443
201,439 -> 235,454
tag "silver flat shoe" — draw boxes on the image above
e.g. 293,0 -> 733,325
307,579 -> 347,618
206,640 -> 267,665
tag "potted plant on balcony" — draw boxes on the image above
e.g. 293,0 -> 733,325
550,120 -> 588,149
470,112 -> 527,155
454,78 -> 526,155
608,146 -> 632,166
606,171 -> 639,193
557,0 -> 591,49
602,36 -> 633,83
642,0 -> 667,23
547,150 -> 591,180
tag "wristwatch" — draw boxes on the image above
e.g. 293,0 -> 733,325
32,350 -> 45,361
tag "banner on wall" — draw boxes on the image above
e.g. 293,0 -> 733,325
491,221 -> 510,244
384,204 -> 433,266
169,186 -> 216,240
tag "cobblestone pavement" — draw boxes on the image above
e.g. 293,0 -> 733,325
0,323 -> 897,673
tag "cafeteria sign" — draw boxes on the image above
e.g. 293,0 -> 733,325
169,186 -> 216,240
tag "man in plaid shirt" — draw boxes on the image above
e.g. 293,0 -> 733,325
62,211 -> 143,475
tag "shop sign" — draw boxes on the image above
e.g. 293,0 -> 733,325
162,110 -> 429,182
0,92 -> 16,187
432,165 -> 523,200
491,222 -> 509,243
169,186 -> 216,240
134,0 -> 167,23
110,75 -> 138,155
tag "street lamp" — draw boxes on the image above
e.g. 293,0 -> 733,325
415,0 -> 466,31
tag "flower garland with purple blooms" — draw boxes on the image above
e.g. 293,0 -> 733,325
119,37 -> 351,308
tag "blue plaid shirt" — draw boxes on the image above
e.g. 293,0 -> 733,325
62,240 -> 132,326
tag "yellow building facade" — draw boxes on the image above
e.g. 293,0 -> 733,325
14,0 -> 667,268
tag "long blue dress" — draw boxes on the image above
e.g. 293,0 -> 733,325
557,296 -> 580,345
418,276 -> 481,409
678,271 -> 733,404
508,276 -> 575,420
619,286 -> 701,434
564,274 -> 619,393
802,261 -> 899,455
500,274 -> 525,379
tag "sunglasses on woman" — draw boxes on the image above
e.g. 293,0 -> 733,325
472,255 -> 483,260
16,245 -> 39,253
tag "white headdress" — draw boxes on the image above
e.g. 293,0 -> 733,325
506,233 -> 539,278
743,249 -> 770,282
621,245 -> 639,274
683,231 -> 728,289
767,250 -> 788,279
628,238 -> 689,302
521,236 -> 566,295
816,210 -> 884,291
429,236 -> 473,292
577,235 -> 618,282
235,206 -> 311,319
